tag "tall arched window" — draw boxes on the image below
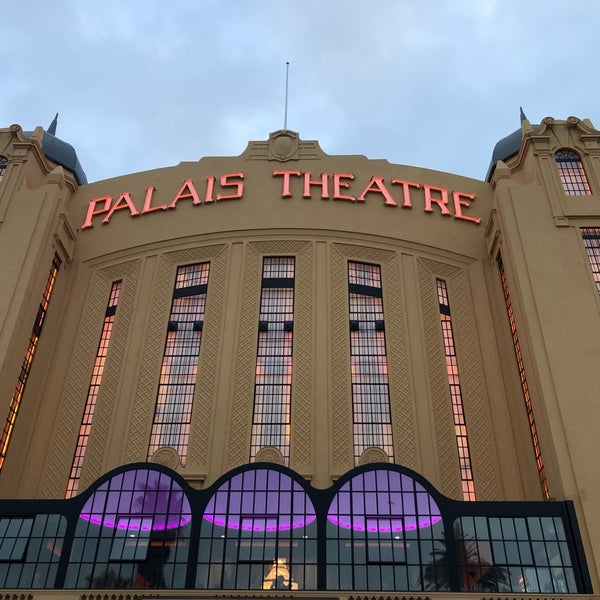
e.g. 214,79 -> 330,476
555,149 -> 591,195
197,467 -> 317,590
326,467 -> 444,591
64,467 -> 192,589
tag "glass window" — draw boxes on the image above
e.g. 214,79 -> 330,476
496,253 -> 549,499
66,280 -> 122,498
437,279 -> 476,501
0,255 -> 61,473
65,467 -> 191,589
0,517 -> 33,561
0,156 -> 7,183
454,516 -> 578,593
0,514 -> 66,588
348,262 -> 394,464
109,516 -> 153,562
555,149 -> 591,195
326,468 -> 444,591
580,227 -> 600,297
148,263 -> 210,464
250,257 -> 295,464
197,467 -> 317,590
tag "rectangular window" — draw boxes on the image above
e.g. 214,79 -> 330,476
109,516 -> 153,562
250,257 -> 295,464
497,253 -> 549,499
0,517 -> 33,561
456,515 -> 578,593
0,514 -> 65,588
65,281 -> 122,498
437,279 -> 476,501
348,261 -> 394,465
0,156 -> 7,183
148,263 -> 210,464
580,227 -> 600,296
0,255 -> 61,472
555,150 -> 591,195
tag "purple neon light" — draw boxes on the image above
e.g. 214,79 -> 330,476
202,469 -> 316,532
327,471 -> 442,532
79,469 -> 192,531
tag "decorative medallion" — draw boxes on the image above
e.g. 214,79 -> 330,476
268,130 -> 299,162
359,446 -> 390,465
149,446 -> 181,469
254,446 -> 285,465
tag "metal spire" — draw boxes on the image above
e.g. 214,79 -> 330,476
48,113 -> 59,135
284,62 -> 290,130
519,106 -> 528,123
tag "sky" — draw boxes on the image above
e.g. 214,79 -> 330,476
2,1 -> 600,184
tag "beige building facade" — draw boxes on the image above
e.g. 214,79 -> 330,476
0,116 -> 598,598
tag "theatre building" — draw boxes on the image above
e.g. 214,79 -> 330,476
0,114 -> 599,598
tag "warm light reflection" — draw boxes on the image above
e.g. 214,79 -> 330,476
437,279 -> 476,501
262,558 -> 299,589
148,263 -> 210,464
497,254 -> 549,499
250,257 -> 294,464
555,149 -> 591,195
0,256 -> 60,472
581,227 -> 600,296
66,281 -> 121,498
348,262 -> 394,464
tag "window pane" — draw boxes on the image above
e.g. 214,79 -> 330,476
148,263 -> 210,464
198,468 -> 316,590
250,257 -> 295,464
555,149 -> 591,195
66,280 -> 122,498
348,262 -> 393,464
437,279 -> 476,500
326,469 -> 443,591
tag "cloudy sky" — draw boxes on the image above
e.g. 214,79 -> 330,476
2,1 -> 599,184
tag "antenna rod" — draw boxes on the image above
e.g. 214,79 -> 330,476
284,61 -> 290,130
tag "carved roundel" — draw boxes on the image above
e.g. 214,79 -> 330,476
254,446 -> 285,465
149,446 -> 181,469
268,130 -> 299,161
359,446 -> 391,465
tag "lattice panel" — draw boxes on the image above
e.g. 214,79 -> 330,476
41,260 -> 141,498
418,257 -> 501,499
124,245 -> 227,467
381,254 -> 416,469
329,245 -> 352,473
226,241 -> 312,471
329,243 -> 415,473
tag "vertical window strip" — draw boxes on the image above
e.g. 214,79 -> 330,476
555,149 -> 591,195
65,281 -> 122,498
497,254 -> 550,499
0,255 -> 61,472
581,227 -> 600,296
0,156 -> 7,183
148,263 -> 210,465
436,279 -> 476,501
348,261 -> 394,465
250,257 -> 295,464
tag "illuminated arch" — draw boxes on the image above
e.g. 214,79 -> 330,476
65,464 -> 191,589
326,465 -> 445,591
197,465 -> 317,590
